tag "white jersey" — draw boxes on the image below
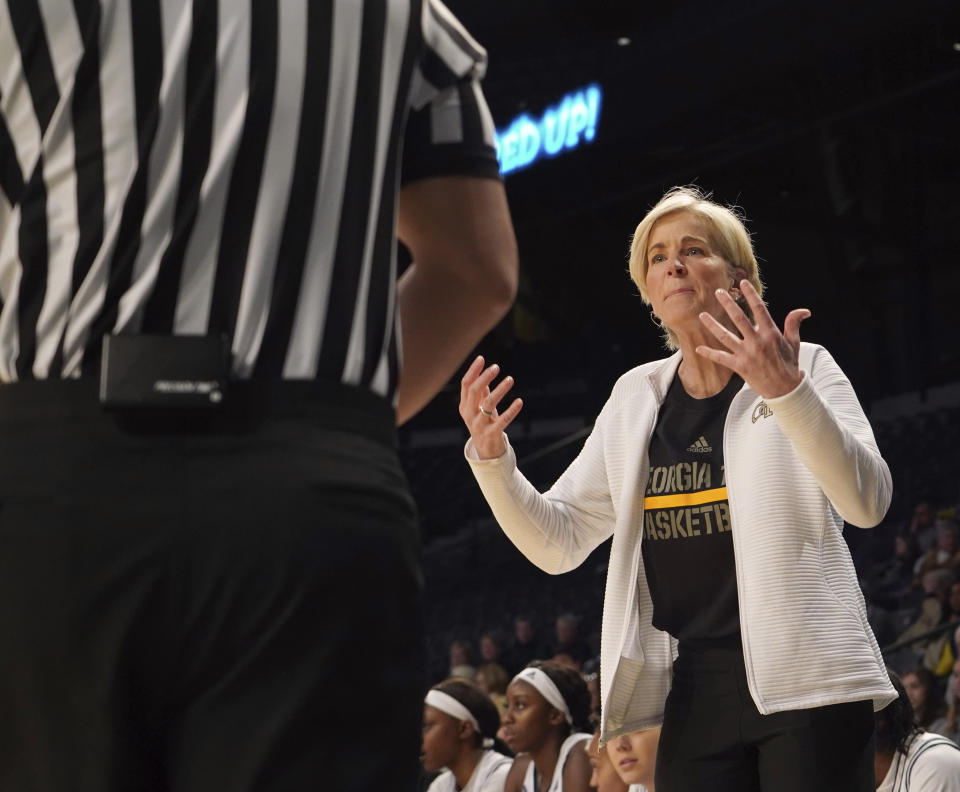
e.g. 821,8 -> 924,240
877,732 -> 960,792
521,733 -> 591,792
427,750 -> 512,792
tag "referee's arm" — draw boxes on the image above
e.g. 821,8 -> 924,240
395,174 -> 518,425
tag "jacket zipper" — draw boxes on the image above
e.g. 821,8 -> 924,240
602,375 -> 661,739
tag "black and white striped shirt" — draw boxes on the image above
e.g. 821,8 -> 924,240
0,0 -> 499,400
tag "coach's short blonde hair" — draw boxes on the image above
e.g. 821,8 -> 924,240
628,186 -> 763,348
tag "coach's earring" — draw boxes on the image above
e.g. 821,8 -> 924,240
649,311 -> 663,328
729,288 -> 740,301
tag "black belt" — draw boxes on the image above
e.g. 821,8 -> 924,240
0,377 -> 396,444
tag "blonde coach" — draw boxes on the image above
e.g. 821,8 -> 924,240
459,186 -> 895,791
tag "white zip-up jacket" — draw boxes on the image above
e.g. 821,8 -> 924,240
466,342 -> 897,741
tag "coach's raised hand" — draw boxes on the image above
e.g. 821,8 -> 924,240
459,355 -> 524,459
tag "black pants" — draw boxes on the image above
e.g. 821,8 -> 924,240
0,380 -> 423,792
656,638 -> 875,792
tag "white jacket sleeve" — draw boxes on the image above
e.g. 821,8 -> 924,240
465,400 -> 617,574
765,345 -> 892,528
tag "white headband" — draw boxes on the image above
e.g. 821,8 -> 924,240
512,667 -> 573,725
425,690 -> 494,748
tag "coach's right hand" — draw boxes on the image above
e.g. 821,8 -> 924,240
459,355 -> 524,459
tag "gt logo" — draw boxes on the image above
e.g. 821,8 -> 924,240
751,401 -> 774,423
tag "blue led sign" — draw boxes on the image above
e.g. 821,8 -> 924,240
494,84 -> 602,175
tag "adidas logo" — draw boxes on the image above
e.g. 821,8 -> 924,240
686,436 -> 712,453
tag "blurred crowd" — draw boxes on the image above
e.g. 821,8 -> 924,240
859,500 -> 960,744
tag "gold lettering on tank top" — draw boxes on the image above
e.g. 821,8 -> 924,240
643,463 -> 730,541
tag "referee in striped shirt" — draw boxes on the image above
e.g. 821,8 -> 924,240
0,2 -> 517,789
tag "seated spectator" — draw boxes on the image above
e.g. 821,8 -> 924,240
500,661 -> 593,792
865,532 -> 921,610
585,731 -> 627,792
907,501 -> 939,555
874,669 -> 960,791
896,533 -> 922,581
608,727 -> 661,792
551,613 -> 592,667
502,614 -> 549,676
421,678 -> 512,792
480,630 -> 507,667
913,518 -> 960,588
929,579 -> 960,676
902,668 -> 949,736
449,639 -> 477,681
476,663 -> 510,718
894,573 -> 956,671
864,532 -> 925,648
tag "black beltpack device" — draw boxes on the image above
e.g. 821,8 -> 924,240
99,334 -> 230,409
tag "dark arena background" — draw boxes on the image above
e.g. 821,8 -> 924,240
399,0 -> 960,684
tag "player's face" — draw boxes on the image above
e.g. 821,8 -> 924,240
420,705 -> 461,772
608,727 -> 661,786
500,679 -> 556,754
